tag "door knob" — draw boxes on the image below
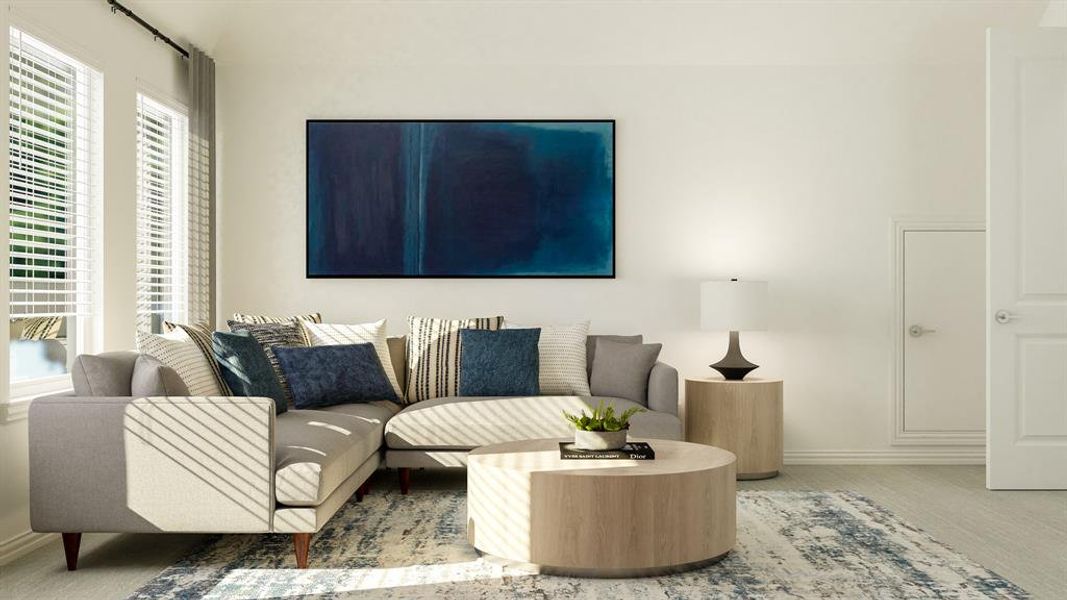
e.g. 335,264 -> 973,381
994,310 -> 1020,324
908,324 -> 936,337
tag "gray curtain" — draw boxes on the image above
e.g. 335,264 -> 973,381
187,46 -> 216,327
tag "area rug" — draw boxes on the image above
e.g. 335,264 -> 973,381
129,490 -> 1027,599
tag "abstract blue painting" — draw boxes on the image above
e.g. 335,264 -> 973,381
306,120 -> 614,277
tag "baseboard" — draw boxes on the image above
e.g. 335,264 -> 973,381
784,450 -> 985,465
0,530 -> 56,565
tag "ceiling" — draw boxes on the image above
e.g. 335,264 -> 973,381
79,0 -> 1056,67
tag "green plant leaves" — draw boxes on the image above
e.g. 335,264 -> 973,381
562,400 -> 647,432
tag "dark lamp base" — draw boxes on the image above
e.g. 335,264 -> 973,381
710,330 -> 759,381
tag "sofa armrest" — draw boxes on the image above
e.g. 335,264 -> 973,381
29,395 -> 276,534
647,362 -> 679,416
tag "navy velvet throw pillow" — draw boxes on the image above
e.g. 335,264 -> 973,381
212,331 -> 288,415
458,328 -> 540,396
273,343 -> 398,408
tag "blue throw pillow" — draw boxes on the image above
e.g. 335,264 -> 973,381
273,343 -> 398,408
458,328 -> 540,396
212,331 -> 288,415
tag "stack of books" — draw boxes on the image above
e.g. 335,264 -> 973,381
559,441 -> 656,460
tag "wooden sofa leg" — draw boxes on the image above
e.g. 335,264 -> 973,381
293,533 -> 311,569
62,533 -> 81,571
399,468 -> 411,495
356,481 -> 368,502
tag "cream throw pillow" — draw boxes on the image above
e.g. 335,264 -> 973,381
504,320 -> 591,396
303,320 -> 403,401
136,330 -> 223,397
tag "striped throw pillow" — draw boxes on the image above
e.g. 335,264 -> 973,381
504,320 -> 591,396
406,315 -> 503,403
136,330 -> 223,397
162,322 -> 231,395
17,316 -> 63,340
228,321 -> 307,407
232,312 -> 321,344
304,320 -> 404,401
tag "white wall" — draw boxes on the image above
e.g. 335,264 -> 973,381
214,1 -> 1045,462
219,62 -> 983,455
0,0 -> 187,562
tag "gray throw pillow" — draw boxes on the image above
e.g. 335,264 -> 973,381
589,339 -> 662,406
72,352 -> 139,396
585,334 -> 643,375
131,354 -> 191,397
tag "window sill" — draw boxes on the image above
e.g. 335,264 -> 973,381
0,399 -> 30,424
2,386 -> 75,424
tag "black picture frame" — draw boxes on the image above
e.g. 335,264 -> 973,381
305,119 -> 616,279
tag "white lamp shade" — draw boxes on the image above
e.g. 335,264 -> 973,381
700,280 -> 769,331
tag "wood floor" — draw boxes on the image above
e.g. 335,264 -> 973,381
1,465 -> 1063,599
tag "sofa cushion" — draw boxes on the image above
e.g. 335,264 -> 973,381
304,320 -> 403,400
131,354 -> 191,397
506,320 -> 591,395
405,315 -> 503,403
71,351 -> 139,396
387,335 -> 406,393
164,322 -> 232,395
458,328 -> 540,396
585,334 -> 642,375
274,344 -> 398,407
384,395 -> 681,450
274,401 -> 399,506
232,311 -> 323,326
232,312 -> 322,346
212,331 -> 287,415
136,331 -> 223,397
228,321 -> 307,408
590,338 -> 662,405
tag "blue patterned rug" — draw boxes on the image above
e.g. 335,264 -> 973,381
129,489 -> 1026,599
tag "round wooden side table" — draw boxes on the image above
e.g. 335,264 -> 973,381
467,438 -> 737,577
685,378 -> 783,480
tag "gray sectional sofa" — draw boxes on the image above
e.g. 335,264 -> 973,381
28,335 -> 680,570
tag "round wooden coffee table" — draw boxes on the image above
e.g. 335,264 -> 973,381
466,438 -> 736,577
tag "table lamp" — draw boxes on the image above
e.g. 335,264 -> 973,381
700,279 -> 768,380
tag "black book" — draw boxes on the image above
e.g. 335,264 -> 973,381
559,441 -> 656,460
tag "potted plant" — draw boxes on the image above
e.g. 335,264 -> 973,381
563,400 -> 646,450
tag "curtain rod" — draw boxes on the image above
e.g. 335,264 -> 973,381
107,0 -> 190,59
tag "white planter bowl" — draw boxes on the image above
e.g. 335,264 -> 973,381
574,429 -> 628,451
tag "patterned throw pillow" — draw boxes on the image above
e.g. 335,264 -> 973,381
231,312 -> 323,325
504,320 -> 591,396
17,316 -> 63,340
458,328 -> 540,396
162,321 -> 231,395
274,344 -> 397,408
231,312 -> 322,344
212,331 -> 287,415
405,315 -> 503,403
304,320 -> 404,401
136,330 -> 223,397
228,321 -> 307,407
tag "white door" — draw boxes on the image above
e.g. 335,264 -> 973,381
904,230 -> 986,437
987,28 -> 1067,490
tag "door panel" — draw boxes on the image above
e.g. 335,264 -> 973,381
1018,338 -> 1067,439
903,230 -> 985,433
987,28 -> 1067,489
1019,58 -> 1067,297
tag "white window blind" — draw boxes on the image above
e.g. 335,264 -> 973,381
8,28 -> 101,319
136,94 -> 188,333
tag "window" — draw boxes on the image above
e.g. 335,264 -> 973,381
136,94 -> 188,333
8,28 -> 102,390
